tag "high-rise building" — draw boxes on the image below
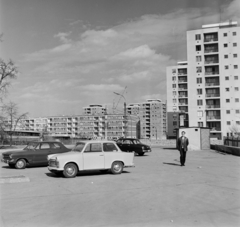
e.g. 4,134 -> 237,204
127,99 -> 166,139
167,21 -> 240,139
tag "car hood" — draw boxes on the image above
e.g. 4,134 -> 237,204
2,149 -> 32,156
48,151 -> 81,160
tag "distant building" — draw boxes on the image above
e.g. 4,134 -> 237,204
83,105 -> 106,115
167,21 -> 240,139
127,99 -> 167,139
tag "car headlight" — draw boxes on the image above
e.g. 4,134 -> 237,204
9,154 -> 13,159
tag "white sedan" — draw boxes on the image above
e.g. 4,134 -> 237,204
48,140 -> 135,178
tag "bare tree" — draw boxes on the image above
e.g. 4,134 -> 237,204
0,102 -> 28,146
0,59 -> 18,101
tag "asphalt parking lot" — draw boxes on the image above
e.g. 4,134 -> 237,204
0,146 -> 240,227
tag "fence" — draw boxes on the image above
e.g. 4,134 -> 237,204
224,136 -> 240,148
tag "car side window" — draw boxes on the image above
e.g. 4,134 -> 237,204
40,143 -> 50,150
117,140 -> 123,144
103,143 -> 118,152
84,143 -> 102,153
52,143 -> 61,149
123,140 -> 131,144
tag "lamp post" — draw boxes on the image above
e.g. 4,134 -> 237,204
113,92 -> 127,138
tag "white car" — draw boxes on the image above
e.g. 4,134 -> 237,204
48,140 -> 135,178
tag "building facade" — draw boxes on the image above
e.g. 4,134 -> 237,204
126,99 -> 166,139
167,21 -> 240,139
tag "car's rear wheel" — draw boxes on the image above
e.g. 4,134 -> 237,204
15,159 -> 27,169
63,163 -> 78,178
111,161 -> 123,174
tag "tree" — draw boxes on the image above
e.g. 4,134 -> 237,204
0,102 -> 28,146
0,59 -> 18,102
229,124 -> 240,137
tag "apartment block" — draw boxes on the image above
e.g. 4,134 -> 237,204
167,21 -> 240,139
83,105 -> 106,115
126,99 -> 166,139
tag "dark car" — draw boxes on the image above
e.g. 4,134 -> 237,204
1,141 -> 71,169
116,138 -> 151,156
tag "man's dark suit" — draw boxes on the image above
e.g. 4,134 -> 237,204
177,136 -> 189,166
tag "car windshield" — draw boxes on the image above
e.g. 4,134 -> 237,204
23,142 -> 39,150
132,139 -> 141,144
72,142 -> 85,152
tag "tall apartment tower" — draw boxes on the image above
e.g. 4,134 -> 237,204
127,99 -> 166,139
167,21 -> 240,139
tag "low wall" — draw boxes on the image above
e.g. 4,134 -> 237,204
210,144 -> 240,157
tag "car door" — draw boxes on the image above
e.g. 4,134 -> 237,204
120,139 -> 133,152
33,143 -> 52,165
83,143 -> 105,170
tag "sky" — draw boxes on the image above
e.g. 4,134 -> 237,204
0,0 -> 240,117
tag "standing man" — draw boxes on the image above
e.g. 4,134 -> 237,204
177,131 -> 189,166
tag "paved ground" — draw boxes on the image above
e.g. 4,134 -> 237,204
0,147 -> 240,227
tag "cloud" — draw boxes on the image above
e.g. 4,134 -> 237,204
17,0 -> 240,116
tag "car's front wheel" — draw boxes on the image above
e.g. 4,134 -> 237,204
15,159 -> 27,169
138,152 -> 145,156
111,161 -> 123,174
63,163 -> 78,178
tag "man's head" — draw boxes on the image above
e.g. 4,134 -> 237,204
181,131 -> 186,136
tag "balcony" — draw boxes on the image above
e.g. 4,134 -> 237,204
205,93 -> 220,98
210,127 -> 221,132
178,95 -> 188,98
204,60 -> 219,64
206,116 -> 221,120
204,49 -> 219,53
178,87 -> 187,90
204,37 -> 218,43
205,82 -> 220,87
178,73 -> 187,76
178,103 -> 188,106
206,105 -> 220,109
178,79 -> 187,83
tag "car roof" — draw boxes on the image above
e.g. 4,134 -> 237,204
118,138 -> 137,140
76,140 -> 116,144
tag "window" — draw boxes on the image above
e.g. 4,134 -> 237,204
227,121 -> 231,125
103,143 -> 118,152
225,87 -> 230,91
225,76 -> 229,80
226,99 -> 230,103
197,89 -> 202,95
225,65 -> 229,69
173,121 -> 177,126
84,143 -> 102,153
196,56 -> 202,62
52,143 -> 61,149
172,84 -> 176,88
196,66 -> 202,73
235,87 -> 239,91
198,122 -> 203,127
197,100 -> 203,106
172,69 -> 176,73
195,34 -> 201,40
234,65 -> 238,69
224,55 -> 228,59
233,43 -> 237,47
226,110 -> 230,114
173,91 -> 176,95
172,76 -> 176,81
235,98 -> 239,102
234,76 -> 239,80
40,143 -> 50,149
236,110 -> 240,114
197,111 -> 203,117
237,121 -> 240,125
197,78 -> 202,84
233,32 -> 237,36
173,99 -> 176,103
233,54 -> 237,58
224,33 -> 227,37
224,43 -> 228,47
196,45 -> 201,51
73,143 -> 85,152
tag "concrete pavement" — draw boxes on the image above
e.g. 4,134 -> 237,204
0,146 -> 240,227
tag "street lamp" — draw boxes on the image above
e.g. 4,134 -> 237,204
113,92 -> 127,137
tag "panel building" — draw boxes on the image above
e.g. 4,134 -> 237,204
167,21 -> 240,139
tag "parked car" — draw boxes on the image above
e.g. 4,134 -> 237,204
116,138 -> 151,156
1,141 -> 71,169
48,140 -> 135,178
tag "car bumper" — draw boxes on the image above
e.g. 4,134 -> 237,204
1,159 -> 15,164
142,149 -> 151,152
48,166 -> 64,171
124,164 -> 135,168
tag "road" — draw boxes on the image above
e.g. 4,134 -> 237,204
0,146 -> 240,227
